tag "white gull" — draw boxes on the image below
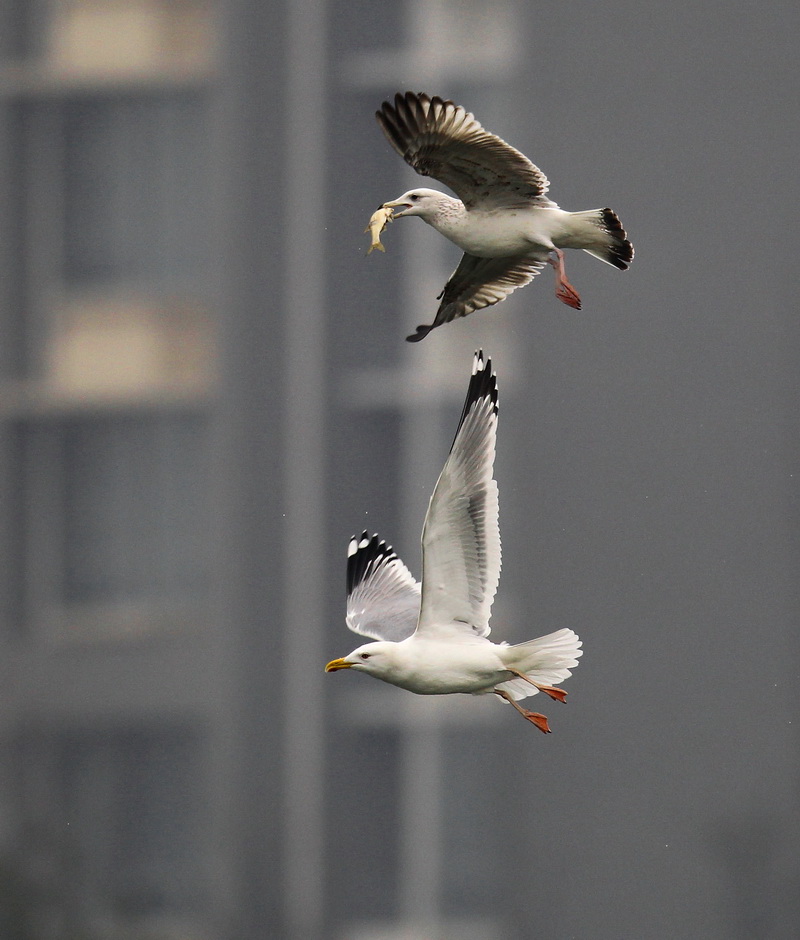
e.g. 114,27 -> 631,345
325,352 -> 583,733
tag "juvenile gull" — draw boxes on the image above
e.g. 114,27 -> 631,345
377,91 -> 634,341
325,352 -> 583,733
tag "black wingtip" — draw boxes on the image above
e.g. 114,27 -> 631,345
346,531 -> 397,595
451,350 -> 498,446
406,325 -> 433,342
470,350 -> 498,413
377,92 -> 460,164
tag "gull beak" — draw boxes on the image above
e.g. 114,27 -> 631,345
325,657 -> 352,673
381,198 -> 411,217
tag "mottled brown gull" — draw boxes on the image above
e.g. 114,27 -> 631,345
376,92 -> 634,341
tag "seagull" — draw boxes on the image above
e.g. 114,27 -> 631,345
325,352 -> 583,733
377,91 -> 634,342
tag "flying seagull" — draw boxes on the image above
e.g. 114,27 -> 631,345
325,352 -> 583,733
377,91 -> 634,342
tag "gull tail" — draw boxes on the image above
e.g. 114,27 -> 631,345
495,628 -> 583,701
570,208 -> 633,270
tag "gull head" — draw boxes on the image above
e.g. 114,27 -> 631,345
382,188 -> 452,220
325,641 -> 399,680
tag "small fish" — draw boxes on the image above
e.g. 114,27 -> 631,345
364,205 -> 394,254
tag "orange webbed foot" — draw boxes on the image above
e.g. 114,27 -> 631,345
503,668 -> 569,704
549,247 -> 582,310
496,688 -> 554,734
538,685 -> 568,704
524,711 -> 552,734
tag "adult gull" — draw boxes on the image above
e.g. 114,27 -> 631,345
325,352 -> 583,733
376,91 -> 634,342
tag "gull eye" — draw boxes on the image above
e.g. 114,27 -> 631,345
410,193 -> 419,201
360,652 -> 370,660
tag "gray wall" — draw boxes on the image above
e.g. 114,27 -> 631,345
503,6 -> 799,937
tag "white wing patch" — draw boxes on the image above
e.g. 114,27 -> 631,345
346,531 -> 421,642
416,352 -> 501,638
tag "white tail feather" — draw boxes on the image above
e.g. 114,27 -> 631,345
495,628 -> 583,701
565,208 -> 633,270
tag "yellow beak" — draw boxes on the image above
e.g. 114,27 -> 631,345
325,657 -> 352,673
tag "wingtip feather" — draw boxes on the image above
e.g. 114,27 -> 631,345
452,350 -> 498,445
347,531 -> 399,595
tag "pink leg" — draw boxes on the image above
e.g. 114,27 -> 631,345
548,248 -> 582,310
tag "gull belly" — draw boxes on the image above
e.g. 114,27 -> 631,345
436,206 -> 571,259
382,636 -> 508,696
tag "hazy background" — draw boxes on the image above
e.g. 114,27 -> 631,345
0,1 -> 797,938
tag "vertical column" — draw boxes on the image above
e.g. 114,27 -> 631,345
282,0 -> 328,936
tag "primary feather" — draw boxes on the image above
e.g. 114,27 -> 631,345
346,532 -> 420,642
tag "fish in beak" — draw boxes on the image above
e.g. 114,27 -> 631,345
364,204 -> 394,254
381,198 -> 413,217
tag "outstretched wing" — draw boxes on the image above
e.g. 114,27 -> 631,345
346,531 -> 421,641
376,92 -> 555,210
416,352 -> 500,638
407,254 -> 545,342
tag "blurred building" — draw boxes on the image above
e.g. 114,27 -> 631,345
0,2 -> 221,938
0,2 -> 537,937
1,2 -> 798,940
